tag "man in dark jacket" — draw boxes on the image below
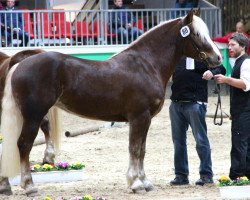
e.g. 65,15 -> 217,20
0,0 -> 29,46
215,33 -> 250,180
169,57 -> 226,186
110,0 -> 143,43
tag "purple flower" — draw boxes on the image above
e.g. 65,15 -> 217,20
56,162 -> 69,169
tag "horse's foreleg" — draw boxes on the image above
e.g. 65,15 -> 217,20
40,116 -> 55,164
18,120 -> 41,197
127,111 -> 153,193
0,176 -> 12,195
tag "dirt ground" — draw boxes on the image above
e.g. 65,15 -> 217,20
0,96 -> 236,200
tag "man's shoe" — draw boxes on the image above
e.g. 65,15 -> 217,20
170,176 -> 189,186
195,176 -> 214,186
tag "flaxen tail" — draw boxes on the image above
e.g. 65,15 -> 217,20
0,64 -> 22,177
47,106 -> 61,152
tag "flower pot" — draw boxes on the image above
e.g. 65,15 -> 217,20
9,170 -> 87,186
219,185 -> 250,198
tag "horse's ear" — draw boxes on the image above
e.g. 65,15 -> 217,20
194,8 -> 201,17
183,9 -> 194,25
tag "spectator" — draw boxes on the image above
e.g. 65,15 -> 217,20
0,0 -> 29,46
214,33 -> 250,180
213,21 -> 250,66
169,57 -> 226,186
0,2 -> 3,10
173,0 -> 199,18
110,0 -> 143,44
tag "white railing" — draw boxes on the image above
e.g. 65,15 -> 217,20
0,8 -> 221,48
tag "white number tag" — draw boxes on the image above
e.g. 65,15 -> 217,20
180,26 -> 190,37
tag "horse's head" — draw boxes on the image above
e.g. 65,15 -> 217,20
180,10 -> 222,67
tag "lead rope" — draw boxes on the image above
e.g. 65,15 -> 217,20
213,81 -> 223,125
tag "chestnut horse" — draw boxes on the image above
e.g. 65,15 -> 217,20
1,11 -> 221,196
0,50 -> 61,194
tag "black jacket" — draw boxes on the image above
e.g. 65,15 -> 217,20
230,54 -> 250,118
170,57 -> 226,102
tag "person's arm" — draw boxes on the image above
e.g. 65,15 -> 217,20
214,59 -> 250,91
212,32 -> 233,43
210,65 -> 226,76
202,64 -> 226,80
214,75 -> 246,90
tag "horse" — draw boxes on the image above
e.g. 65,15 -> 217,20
0,50 -> 61,195
0,10 -> 221,196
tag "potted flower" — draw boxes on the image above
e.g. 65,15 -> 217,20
9,161 -> 86,186
218,175 -> 250,198
44,194 -> 108,200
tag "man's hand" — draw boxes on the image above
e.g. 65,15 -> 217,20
202,70 -> 213,80
13,27 -> 21,32
214,74 -> 227,84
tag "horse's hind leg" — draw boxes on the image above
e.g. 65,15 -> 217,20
40,116 -> 55,164
0,177 -> 12,195
18,119 -> 41,196
127,111 -> 154,193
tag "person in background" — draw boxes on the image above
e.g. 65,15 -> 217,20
213,21 -> 250,67
173,0 -> 199,18
214,33 -> 250,180
169,57 -> 226,186
0,0 -> 29,46
0,1 -> 3,10
110,0 -> 143,44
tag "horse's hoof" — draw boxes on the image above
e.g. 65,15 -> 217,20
43,156 -> 55,164
25,187 -> 38,197
131,179 -> 145,193
142,179 -> 154,192
145,184 -> 154,192
144,182 -> 154,192
0,186 -> 13,195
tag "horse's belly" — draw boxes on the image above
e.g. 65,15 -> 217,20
55,101 -> 127,122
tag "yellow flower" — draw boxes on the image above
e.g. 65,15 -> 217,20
33,164 -> 41,170
240,176 -> 249,181
44,196 -> 52,200
219,175 -> 230,182
42,164 -> 54,170
83,194 -> 93,200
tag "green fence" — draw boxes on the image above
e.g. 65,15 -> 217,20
70,53 -> 114,61
221,48 -> 232,76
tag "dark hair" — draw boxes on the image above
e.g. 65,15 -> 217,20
230,33 -> 249,52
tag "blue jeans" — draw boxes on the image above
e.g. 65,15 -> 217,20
169,101 -> 213,178
5,30 -> 29,46
114,27 -> 143,43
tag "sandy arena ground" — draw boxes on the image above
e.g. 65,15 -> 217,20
0,95 -> 237,200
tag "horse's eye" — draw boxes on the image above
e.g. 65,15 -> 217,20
196,32 -> 200,37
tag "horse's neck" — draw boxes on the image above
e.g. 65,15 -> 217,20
134,31 -> 183,87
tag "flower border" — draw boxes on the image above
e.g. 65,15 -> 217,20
218,175 -> 250,187
31,161 -> 85,172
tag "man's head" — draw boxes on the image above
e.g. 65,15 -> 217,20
228,33 -> 249,58
6,0 -> 15,9
114,0 -> 123,8
235,21 -> 245,33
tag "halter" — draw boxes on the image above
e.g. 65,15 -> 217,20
180,23 -> 208,62
189,33 -> 208,61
